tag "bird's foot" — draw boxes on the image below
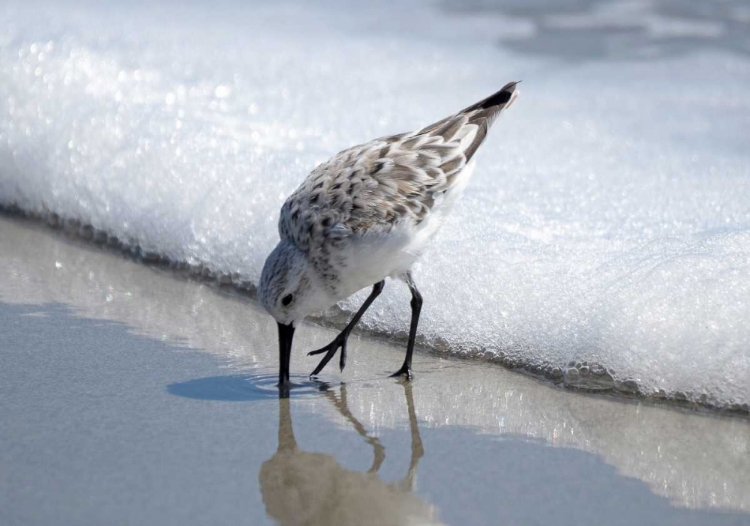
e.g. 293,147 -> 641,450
308,330 -> 349,376
390,365 -> 413,380
277,378 -> 292,398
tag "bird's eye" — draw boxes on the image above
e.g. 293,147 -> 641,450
281,294 -> 294,307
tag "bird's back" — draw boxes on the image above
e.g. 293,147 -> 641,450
276,82 -> 519,297
278,81 -> 520,254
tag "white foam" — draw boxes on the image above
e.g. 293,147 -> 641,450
1,0 -> 748,407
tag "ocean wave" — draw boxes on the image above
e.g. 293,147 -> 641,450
1,0 -> 748,410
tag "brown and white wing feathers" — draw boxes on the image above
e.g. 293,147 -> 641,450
279,81 -> 520,252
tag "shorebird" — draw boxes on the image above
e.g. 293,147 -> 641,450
259,81 -> 520,389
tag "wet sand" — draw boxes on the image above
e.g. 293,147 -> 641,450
1,217 -> 749,526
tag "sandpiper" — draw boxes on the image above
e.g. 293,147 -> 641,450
259,81 -> 520,389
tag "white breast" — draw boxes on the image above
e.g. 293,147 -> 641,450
331,162 -> 476,300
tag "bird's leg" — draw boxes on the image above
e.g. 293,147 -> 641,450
309,280 -> 385,376
391,272 -> 422,379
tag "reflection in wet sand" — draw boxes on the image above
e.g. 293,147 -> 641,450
1,218 -> 748,513
260,383 -> 442,526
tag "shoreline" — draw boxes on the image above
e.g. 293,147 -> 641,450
1,204 -> 748,418
1,213 -> 749,518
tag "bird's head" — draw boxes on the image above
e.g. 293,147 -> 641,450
259,240 -> 331,389
259,240 -> 323,326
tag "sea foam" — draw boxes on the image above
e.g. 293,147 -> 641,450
1,0 -> 748,408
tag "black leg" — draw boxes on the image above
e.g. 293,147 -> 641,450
309,280 -> 385,376
391,272 -> 422,379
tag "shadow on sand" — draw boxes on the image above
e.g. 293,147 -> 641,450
167,373 -> 328,401
168,373 -> 440,525
165,371 -> 748,526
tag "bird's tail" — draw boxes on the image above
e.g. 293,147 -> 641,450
460,81 -> 521,125
416,81 -> 520,163
458,81 -> 520,161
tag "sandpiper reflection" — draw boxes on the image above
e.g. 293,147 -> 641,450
259,382 -> 443,526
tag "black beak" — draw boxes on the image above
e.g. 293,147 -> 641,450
277,322 -> 295,394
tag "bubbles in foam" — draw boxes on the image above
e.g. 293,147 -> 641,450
0,0 -> 748,408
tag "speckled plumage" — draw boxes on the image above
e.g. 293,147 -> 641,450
259,82 -> 520,371
279,82 -> 519,252
267,81 -> 520,302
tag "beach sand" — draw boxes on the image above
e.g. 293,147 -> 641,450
1,217 -> 749,526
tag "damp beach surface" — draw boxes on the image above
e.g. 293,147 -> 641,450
1,0 -> 749,410
1,218 -> 749,526
1,0 -> 749,523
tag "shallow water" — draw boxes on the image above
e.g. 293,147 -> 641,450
0,220 -> 750,524
1,217 -> 749,525
0,0 -> 748,408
